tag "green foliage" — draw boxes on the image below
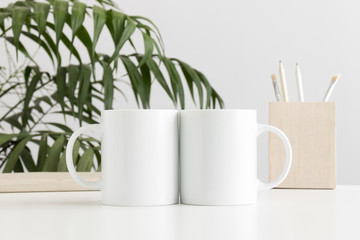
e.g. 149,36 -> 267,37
0,0 -> 224,173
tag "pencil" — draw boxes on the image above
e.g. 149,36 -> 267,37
296,63 -> 304,102
279,61 -> 289,102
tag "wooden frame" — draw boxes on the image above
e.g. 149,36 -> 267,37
0,172 -> 101,192
269,102 -> 336,189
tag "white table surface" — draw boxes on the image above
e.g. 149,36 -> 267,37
1,186 -> 359,240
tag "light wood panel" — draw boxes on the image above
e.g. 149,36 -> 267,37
269,102 -> 336,189
0,172 -> 101,192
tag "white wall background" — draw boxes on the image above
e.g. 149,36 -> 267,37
1,0 -> 360,184
113,0 -> 360,185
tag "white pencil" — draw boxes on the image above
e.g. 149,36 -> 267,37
279,61 -> 289,102
323,74 -> 341,102
271,74 -> 282,101
295,63 -> 304,102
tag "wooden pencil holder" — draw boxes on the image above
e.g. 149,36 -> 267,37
269,102 -> 336,189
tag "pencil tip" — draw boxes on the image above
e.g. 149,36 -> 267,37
296,62 -> 298,66
279,60 -> 282,63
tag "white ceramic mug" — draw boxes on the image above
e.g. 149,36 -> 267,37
66,110 -> 179,206
180,110 -> 292,205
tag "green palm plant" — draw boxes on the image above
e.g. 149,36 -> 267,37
0,0 -> 224,173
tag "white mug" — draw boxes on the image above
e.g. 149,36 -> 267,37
66,110 -> 179,206
180,110 -> 292,205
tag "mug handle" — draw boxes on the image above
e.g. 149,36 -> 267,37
257,124 -> 292,190
66,124 -> 102,190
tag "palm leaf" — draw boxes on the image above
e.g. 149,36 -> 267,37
163,58 -> 185,109
34,96 -> 52,107
109,17 -> 136,63
52,111 -> 98,124
102,63 -> 114,109
195,70 -> 212,109
211,89 -> 224,108
72,139 -> 81,165
67,64 -> 80,110
138,32 -> 154,67
70,0 -> 86,38
20,31 -> 55,65
55,67 -> 66,113
33,2 -> 50,36
78,64 -> 91,124
108,9 -> 125,69
5,115 -> 22,130
0,12 -> 10,31
121,56 -> 148,108
36,134 -> 48,171
13,159 -> 24,172
178,60 -> 204,108
3,136 -> 31,173
56,150 -> 67,171
53,0 -> 68,45
68,24 -> 92,64
92,5 -> 106,68
0,12 -> 11,24
23,68 -> 42,126
111,10 -> 125,43
11,6 -> 30,53
27,24 -> 59,64
42,134 -> 65,171
76,148 -> 94,172
146,58 -> 174,103
45,20 -> 82,64
0,133 -> 19,147
131,15 -> 164,51
136,56 -> 151,105
45,122 -> 72,133
5,36 -> 36,65
20,147 -> 36,171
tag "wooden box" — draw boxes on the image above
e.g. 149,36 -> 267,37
269,102 -> 336,189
